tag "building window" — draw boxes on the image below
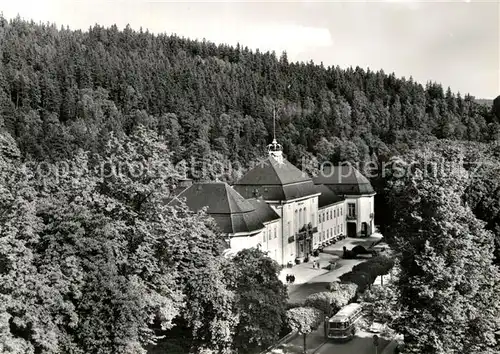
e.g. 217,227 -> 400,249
334,209 -> 336,218
341,208 -> 343,216
288,221 -> 291,237
318,214 -> 321,224
341,224 -> 343,233
312,213 -> 315,227
326,211 -> 329,221
274,227 -> 277,239
269,229 -> 272,241
348,203 -> 355,217
263,231 -> 266,243
330,210 -> 333,219
304,207 -> 307,224
322,213 -> 325,222
295,210 -> 298,230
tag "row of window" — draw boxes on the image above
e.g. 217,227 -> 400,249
294,208 -> 311,231
318,225 -> 343,242
319,206 -> 343,224
262,226 -> 278,243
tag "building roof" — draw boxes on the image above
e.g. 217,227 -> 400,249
235,156 -> 311,186
313,164 -> 375,196
233,156 -> 319,201
314,184 -> 344,208
247,198 -> 281,224
168,182 -> 278,235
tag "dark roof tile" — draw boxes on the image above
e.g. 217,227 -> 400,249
167,182 -> 278,235
313,164 -> 375,195
234,156 -> 311,186
314,184 -> 344,208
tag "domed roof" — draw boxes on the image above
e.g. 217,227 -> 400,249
233,156 -> 319,201
235,155 -> 311,186
313,164 -> 375,196
169,182 -> 279,234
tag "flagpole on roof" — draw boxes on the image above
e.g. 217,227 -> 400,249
273,106 -> 276,141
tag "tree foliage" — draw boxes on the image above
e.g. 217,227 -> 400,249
0,127 -> 246,354
227,248 -> 288,354
385,145 -> 500,354
285,307 -> 323,336
0,15 -> 496,178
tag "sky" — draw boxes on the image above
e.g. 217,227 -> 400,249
2,0 -> 499,99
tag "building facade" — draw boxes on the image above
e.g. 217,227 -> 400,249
233,139 -> 320,265
171,139 -> 375,266
313,164 -> 376,238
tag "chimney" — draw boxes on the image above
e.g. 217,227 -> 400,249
179,178 -> 193,188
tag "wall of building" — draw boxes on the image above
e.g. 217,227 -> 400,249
345,195 -> 375,236
316,201 -> 346,248
260,219 -> 282,264
269,195 -> 319,265
228,219 -> 282,264
229,232 -> 261,253
357,195 -> 375,235
228,194 -> 374,266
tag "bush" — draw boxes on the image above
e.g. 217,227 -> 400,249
340,271 -> 372,292
286,300 -> 306,310
340,256 -> 395,293
305,292 -> 336,316
305,282 -> 360,317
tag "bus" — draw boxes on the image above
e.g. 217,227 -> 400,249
326,303 -> 363,341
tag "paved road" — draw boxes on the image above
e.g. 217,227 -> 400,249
317,330 -> 389,354
285,235 -> 383,304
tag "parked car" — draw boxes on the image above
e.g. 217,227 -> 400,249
369,322 -> 385,333
352,245 -> 377,257
370,241 -> 390,254
342,245 -> 377,259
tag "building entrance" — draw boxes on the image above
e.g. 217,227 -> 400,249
347,222 -> 356,238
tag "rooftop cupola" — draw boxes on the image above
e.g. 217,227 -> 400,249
267,106 -> 284,164
267,138 -> 283,164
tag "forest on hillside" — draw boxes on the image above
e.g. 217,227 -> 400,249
0,15 -> 498,171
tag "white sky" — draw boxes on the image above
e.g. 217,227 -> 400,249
2,0 -> 499,99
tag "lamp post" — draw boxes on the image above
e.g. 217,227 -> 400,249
373,334 -> 379,354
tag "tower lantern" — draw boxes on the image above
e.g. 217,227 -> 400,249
267,105 -> 284,163
267,138 -> 283,163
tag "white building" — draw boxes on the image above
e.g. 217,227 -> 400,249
170,139 -> 376,266
168,181 -> 281,257
233,139 -> 320,265
313,164 -> 376,237
314,184 -> 346,249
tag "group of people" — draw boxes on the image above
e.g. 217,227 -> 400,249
312,260 -> 321,269
285,274 -> 296,284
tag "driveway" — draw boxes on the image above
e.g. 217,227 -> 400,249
284,234 -> 383,304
